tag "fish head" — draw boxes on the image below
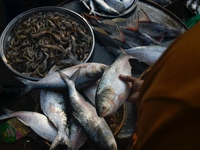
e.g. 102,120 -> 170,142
96,88 -> 116,117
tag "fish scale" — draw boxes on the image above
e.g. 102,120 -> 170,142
40,90 -> 70,150
16,62 -> 108,98
59,71 -> 118,150
95,53 -> 133,117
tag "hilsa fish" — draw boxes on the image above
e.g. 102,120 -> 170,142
0,107 -> 57,143
92,0 -> 120,15
40,65 -> 70,149
59,71 -> 118,150
125,45 -> 167,66
16,62 -> 108,98
95,52 -> 134,117
40,90 -> 70,150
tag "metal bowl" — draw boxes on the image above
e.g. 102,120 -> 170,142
0,6 -> 95,81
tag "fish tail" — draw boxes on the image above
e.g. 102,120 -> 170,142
137,8 -> 151,22
0,108 -> 16,121
15,77 -> 36,98
50,134 -> 71,150
0,106 -> 13,114
111,27 -> 125,43
49,136 -> 60,150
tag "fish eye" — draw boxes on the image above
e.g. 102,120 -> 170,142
102,105 -> 107,111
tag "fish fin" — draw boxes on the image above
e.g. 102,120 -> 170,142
47,65 -> 59,76
156,36 -> 165,43
138,8 -> 151,22
58,71 -> 71,87
93,27 -> 109,35
58,68 -> 81,86
122,14 -> 139,31
70,68 -> 81,83
119,47 -> 127,55
110,27 -> 125,43
0,106 -> 13,114
82,13 -> 103,25
50,133 -> 71,150
15,77 -> 35,98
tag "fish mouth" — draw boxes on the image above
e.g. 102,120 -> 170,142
97,100 -> 114,118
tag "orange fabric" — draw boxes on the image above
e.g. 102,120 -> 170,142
129,22 -> 200,150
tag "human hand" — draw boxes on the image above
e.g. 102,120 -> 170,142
119,74 -> 144,103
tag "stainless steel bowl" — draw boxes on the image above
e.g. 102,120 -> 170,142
0,6 -> 95,81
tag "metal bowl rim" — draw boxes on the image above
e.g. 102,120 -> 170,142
0,6 -> 95,81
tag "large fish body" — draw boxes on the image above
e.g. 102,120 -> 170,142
16,62 -> 108,97
40,90 -> 70,149
0,109 -> 57,143
125,45 -> 167,66
59,72 -> 117,150
95,54 -> 133,117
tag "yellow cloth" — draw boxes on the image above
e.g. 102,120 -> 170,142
128,22 -> 200,150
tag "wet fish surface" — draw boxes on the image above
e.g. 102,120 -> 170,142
59,71 -> 118,150
40,90 -> 70,149
16,62 -> 108,97
95,53 -> 133,117
0,107 -> 57,143
125,45 -> 167,66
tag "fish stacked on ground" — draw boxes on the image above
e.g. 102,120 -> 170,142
84,8 -> 182,66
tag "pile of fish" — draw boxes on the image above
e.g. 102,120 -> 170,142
80,0 -> 174,17
83,8 -> 182,66
81,0 -> 134,15
5,11 -> 93,78
0,53 -> 135,150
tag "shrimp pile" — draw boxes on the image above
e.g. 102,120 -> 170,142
5,11 -> 93,78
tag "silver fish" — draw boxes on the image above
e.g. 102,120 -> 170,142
125,45 -> 167,66
39,65 -> 70,149
40,90 -> 70,150
93,0 -> 120,15
0,108 -> 57,143
59,71 -> 118,150
104,0 -> 125,13
16,62 -> 108,97
95,53 -> 133,117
